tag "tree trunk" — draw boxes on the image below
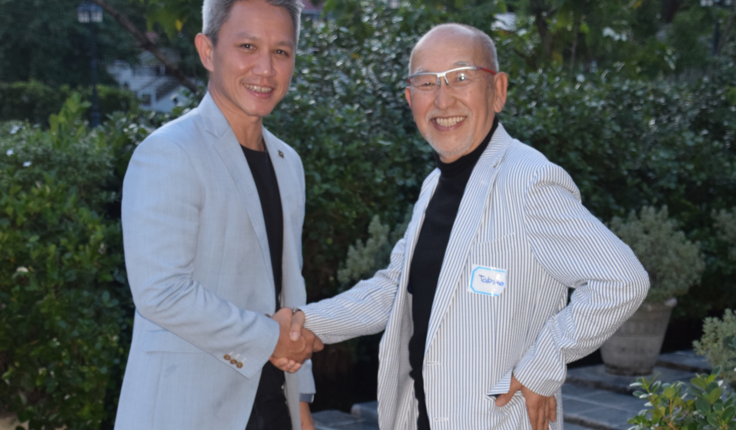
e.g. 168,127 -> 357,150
716,7 -> 736,56
529,0 -> 554,62
661,0 -> 680,24
89,0 -> 202,96
569,13 -> 581,74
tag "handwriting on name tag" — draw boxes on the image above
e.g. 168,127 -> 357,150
478,275 -> 505,287
469,265 -> 508,297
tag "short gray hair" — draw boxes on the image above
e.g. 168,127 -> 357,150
202,0 -> 303,46
409,23 -> 499,74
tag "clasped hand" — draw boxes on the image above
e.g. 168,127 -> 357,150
269,308 -> 323,373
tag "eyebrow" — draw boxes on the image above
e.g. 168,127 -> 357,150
234,32 -> 295,49
412,60 -> 474,74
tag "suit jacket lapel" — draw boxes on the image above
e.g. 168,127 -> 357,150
262,127 -> 303,306
424,124 -> 514,355
200,93 -> 274,290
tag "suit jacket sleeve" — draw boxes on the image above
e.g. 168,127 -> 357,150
122,135 -> 280,379
513,163 -> 650,396
298,359 -> 316,396
300,236 -> 407,344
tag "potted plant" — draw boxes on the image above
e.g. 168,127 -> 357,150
601,206 -> 705,375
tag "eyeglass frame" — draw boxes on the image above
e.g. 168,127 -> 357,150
406,66 -> 497,90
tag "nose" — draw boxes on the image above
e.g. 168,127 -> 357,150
434,81 -> 455,110
252,51 -> 276,77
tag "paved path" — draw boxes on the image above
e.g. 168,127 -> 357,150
314,350 -> 712,430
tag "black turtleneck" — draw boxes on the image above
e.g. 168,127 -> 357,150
408,117 -> 499,430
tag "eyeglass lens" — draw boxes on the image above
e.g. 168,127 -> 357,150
410,69 -> 480,90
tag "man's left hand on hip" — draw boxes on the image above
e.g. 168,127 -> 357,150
495,374 -> 557,430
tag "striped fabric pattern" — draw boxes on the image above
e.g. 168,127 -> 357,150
302,124 -> 649,430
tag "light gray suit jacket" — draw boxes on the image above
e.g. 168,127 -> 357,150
115,93 -> 313,430
301,124 -> 649,429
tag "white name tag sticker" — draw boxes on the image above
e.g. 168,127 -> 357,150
469,265 -> 508,297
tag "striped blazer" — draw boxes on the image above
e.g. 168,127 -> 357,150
301,124 -> 649,430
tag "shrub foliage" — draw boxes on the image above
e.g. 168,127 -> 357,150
609,206 -> 705,304
694,309 -> 736,385
628,367 -> 736,430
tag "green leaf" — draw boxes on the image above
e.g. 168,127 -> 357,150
664,386 -> 676,398
706,413 -> 720,427
707,387 -> 724,404
697,398 -> 713,415
723,406 -> 735,422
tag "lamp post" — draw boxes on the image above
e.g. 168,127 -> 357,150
701,0 -> 734,55
77,2 -> 103,127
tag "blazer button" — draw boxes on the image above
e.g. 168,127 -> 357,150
236,362 -> 243,369
230,359 -> 237,365
224,354 -> 231,361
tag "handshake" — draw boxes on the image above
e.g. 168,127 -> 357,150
269,308 -> 323,373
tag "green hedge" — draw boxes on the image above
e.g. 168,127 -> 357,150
0,95 -> 164,429
0,81 -> 139,125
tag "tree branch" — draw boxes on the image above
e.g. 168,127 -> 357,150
89,0 -> 202,96
716,7 -> 736,56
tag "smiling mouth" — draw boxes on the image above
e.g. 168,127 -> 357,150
433,116 -> 466,127
243,83 -> 274,94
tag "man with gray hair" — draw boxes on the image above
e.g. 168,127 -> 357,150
289,23 -> 649,429
114,1 -> 322,429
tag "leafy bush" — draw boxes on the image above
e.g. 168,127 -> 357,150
337,213 -> 410,289
714,209 -> 736,261
694,309 -> 736,385
628,367 -> 736,430
0,94 -> 153,429
609,206 -> 705,304
0,80 -> 139,125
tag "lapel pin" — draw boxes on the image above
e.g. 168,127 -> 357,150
278,150 -> 284,158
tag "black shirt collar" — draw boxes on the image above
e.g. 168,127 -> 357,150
435,116 -> 499,178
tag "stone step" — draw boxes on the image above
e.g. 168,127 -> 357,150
656,350 -> 711,374
566,364 -> 695,395
313,409 -> 379,430
562,382 -> 646,430
351,401 -> 378,423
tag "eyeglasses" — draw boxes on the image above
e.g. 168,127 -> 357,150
407,66 -> 496,92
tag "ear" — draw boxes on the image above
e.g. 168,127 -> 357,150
195,33 -> 215,73
492,72 -> 508,114
404,87 -> 412,109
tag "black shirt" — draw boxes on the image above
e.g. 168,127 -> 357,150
241,145 -> 283,311
241,144 -> 289,429
407,118 -> 498,429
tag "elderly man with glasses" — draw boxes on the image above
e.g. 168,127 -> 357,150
290,23 -> 650,430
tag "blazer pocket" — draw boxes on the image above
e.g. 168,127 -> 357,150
471,233 -> 517,259
141,329 -> 205,354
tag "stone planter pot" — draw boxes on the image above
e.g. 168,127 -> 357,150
600,298 -> 677,376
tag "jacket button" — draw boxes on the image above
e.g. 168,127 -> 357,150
230,359 -> 237,365
236,362 -> 243,369
224,355 -> 231,361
